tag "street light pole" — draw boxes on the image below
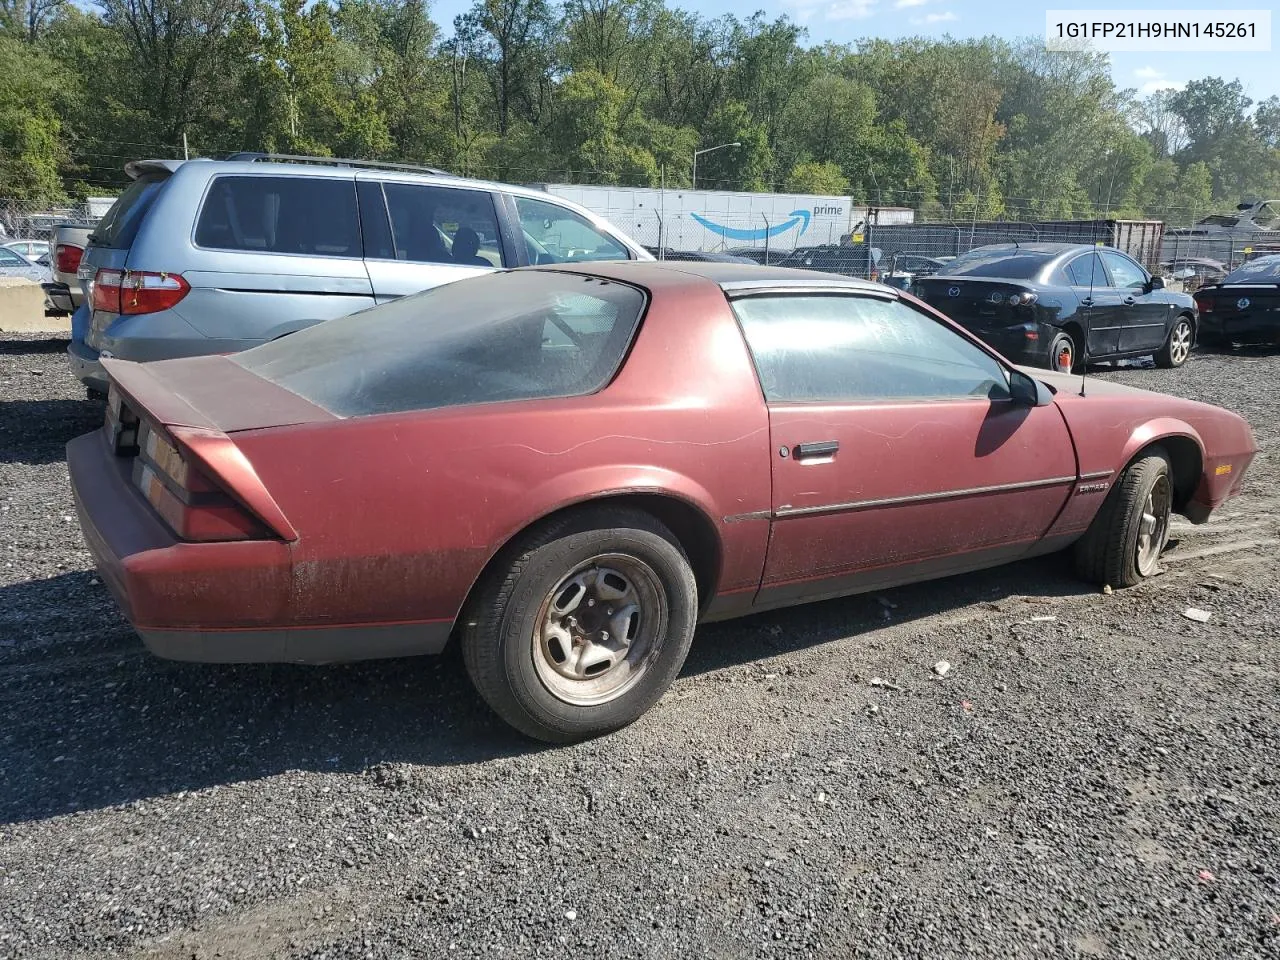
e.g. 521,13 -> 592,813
692,142 -> 741,190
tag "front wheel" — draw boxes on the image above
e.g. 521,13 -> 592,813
461,508 -> 698,743
1155,316 -> 1194,368
1073,449 -> 1173,588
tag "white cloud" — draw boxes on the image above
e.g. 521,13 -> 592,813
825,0 -> 878,19
1133,66 -> 1162,79
784,0 -> 877,20
912,10 -> 957,23
1141,79 -> 1186,94
894,0 -> 928,8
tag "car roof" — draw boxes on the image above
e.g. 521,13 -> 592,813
126,156 -> 571,204
547,259 -> 891,294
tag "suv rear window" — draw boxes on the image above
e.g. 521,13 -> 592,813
91,176 -> 167,249
195,176 -> 362,258
234,271 -> 646,416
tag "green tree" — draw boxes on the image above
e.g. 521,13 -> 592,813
0,35 -> 65,199
784,160 -> 847,194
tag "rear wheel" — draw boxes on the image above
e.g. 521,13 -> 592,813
1073,449 -> 1173,588
461,507 -> 698,743
1048,332 -> 1080,374
1156,316 -> 1194,368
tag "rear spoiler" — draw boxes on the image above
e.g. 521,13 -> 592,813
123,158 -> 195,180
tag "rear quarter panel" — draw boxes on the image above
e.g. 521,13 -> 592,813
231,277 -> 773,628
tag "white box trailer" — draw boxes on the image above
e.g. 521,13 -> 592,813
533,184 -> 914,255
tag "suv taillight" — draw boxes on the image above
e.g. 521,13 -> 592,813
55,243 -> 83,275
92,269 -> 190,315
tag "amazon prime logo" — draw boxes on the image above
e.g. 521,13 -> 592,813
691,209 -> 811,243
948,286 -> 960,297
1237,297 -> 1251,310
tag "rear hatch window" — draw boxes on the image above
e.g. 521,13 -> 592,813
90,175 -> 168,249
234,270 -> 646,416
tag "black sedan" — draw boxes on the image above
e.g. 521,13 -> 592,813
912,243 -> 1198,372
1192,255 -> 1280,346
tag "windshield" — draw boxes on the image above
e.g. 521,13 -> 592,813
942,249 -> 1054,279
1224,256 -> 1280,283
234,270 -> 647,417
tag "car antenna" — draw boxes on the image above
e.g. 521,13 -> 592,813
1080,243 -> 1098,397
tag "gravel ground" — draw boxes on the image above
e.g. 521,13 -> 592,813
1,335 -> 1277,960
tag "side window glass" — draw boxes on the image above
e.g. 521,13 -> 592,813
515,196 -> 629,264
1100,251 -> 1147,290
381,183 -> 505,267
1065,253 -> 1106,288
733,295 -> 1011,403
195,176 -> 362,257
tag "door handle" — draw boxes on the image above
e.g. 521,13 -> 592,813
1123,296 -> 1136,306
794,440 -> 839,460
1080,297 -> 1093,307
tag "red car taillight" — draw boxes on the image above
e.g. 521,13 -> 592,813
93,268 -> 190,315
1194,295 -> 1214,314
131,421 -> 267,542
54,243 -> 83,275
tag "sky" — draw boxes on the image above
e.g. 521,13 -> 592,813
429,0 -> 1279,103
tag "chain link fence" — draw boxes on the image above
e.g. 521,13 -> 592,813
0,198 -> 115,247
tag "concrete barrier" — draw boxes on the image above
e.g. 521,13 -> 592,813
0,277 -> 70,334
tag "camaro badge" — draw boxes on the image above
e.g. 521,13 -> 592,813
1076,481 -> 1110,494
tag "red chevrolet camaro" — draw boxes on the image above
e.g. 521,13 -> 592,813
68,262 -> 1257,741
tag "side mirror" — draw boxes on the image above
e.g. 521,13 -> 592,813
1009,368 -> 1053,407
1148,275 -> 1165,291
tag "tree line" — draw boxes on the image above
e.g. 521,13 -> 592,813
2,0 -> 1279,224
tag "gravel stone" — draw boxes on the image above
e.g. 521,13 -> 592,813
1,336 -> 1278,959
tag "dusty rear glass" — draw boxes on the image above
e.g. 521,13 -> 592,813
234,270 -> 646,416
943,249 -> 1054,279
1224,256 -> 1280,283
91,175 -> 168,249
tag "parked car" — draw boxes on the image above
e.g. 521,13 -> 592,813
775,243 -> 882,280
1161,257 -> 1227,291
0,245 -> 51,283
1192,254 -> 1280,346
69,262 -> 1256,742
913,243 -> 1197,373
44,221 -> 96,316
67,153 -> 652,394
3,239 -> 50,261
881,252 -> 948,290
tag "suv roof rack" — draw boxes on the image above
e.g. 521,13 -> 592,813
222,152 -> 453,176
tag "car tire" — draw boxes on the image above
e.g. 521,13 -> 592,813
1072,448 -> 1173,588
1048,331 -> 1080,374
1155,315 -> 1194,368
461,507 -> 699,743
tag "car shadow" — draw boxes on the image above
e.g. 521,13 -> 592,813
0,552 -> 1095,825
0,398 -> 104,464
0,336 -> 69,356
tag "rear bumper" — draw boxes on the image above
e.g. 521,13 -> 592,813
1198,314 -> 1280,343
42,282 -> 75,315
952,320 -> 1048,366
67,430 -> 451,664
68,338 -> 109,393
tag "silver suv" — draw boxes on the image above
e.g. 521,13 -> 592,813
68,154 -> 651,393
